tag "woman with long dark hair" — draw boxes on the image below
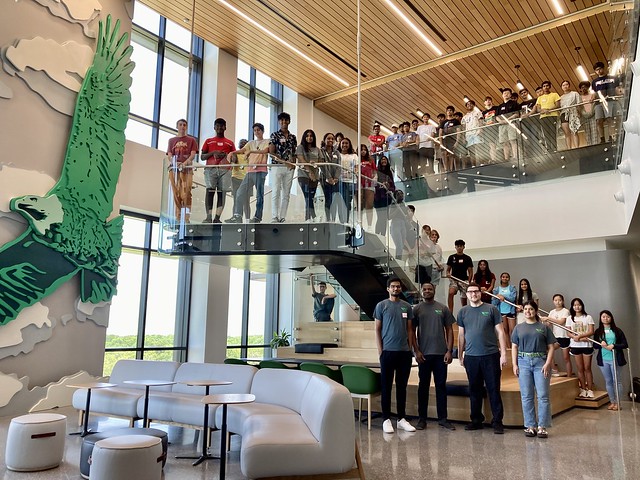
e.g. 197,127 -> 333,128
360,144 -> 377,228
320,132 -> 340,221
593,310 -> 628,410
511,301 -> 556,438
295,129 -> 321,221
516,278 -> 539,324
473,260 -> 496,304
336,137 -> 357,223
567,298 -> 595,398
374,155 -> 395,235
493,272 -> 517,340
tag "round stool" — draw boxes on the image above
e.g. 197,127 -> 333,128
89,434 -> 163,480
5,413 -> 67,472
80,427 -> 168,479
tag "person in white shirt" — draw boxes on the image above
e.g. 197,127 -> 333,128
461,100 -> 484,167
542,294 -> 572,376
416,113 -> 438,174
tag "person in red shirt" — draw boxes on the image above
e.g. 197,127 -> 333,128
167,119 -> 198,224
200,118 -> 235,223
368,124 -> 386,160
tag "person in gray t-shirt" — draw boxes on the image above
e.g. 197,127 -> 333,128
374,277 -> 415,434
411,282 -> 456,430
457,282 -> 508,433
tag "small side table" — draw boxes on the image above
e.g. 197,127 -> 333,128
175,380 -> 232,466
67,382 -> 116,437
122,380 -> 176,428
202,393 -> 255,480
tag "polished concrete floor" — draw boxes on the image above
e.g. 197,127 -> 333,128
0,403 -> 638,479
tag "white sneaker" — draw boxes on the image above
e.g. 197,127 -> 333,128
579,389 -> 587,397
397,418 -> 416,432
383,419 -> 394,434
586,390 -> 595,398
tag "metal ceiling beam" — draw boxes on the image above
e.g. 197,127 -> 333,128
314,1 -> 633,105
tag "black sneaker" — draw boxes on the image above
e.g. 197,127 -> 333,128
493,423 -> 504,435
203,215 -> 212,223
438,420 -> 456,430
249,217 -> 261,223
464,422 -> 483,431
416,419 -> 427,430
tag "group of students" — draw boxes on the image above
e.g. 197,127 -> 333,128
368,60 -> 622,177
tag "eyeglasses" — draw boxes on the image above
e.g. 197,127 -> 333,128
466,290 -> 481,294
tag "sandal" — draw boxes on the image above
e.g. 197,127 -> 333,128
610,404 -> 619,411
537,427 -> 548,438
524,427 -> 536,437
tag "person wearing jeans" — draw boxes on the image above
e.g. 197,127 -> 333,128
511,301 -> 556,438
374,277 -> 416,434
593,309 -> 628,411
269,112 -> 297,223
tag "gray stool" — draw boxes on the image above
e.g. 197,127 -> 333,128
89,435 -> 162,480
80,427 -> 168,479
5,413 -> 67,472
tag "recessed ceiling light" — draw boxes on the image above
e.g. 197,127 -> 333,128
549,0 -> 564,16
576,65 -> 590,82
217,0 -> 349,87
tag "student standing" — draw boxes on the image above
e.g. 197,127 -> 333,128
593,310 -> 628,410
375,277 -> 416,434
567,298 -> 595,398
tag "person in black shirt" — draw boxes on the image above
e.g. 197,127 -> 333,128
495,88 -> 521,161
592,61 -> 621,143
446,239 -> 473,312
439,106 -> 461,172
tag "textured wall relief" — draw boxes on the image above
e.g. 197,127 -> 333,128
0,303 -> 53,358
3,38 -> 93,115
0,78 -> 12,99
31,370 -> 106,411
32,0 -> 103,37
0,372 -> 24,408
0,165 -> 56,212
0,17 -> 134,326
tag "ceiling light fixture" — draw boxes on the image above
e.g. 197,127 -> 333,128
610,57 -> 625,76
383,0 -> 442,56
516,81 -> 525,91
550,0 -> 564,15
217,0 -> 349,87
416,109 -> 425,117
463,96 -> 470,103
428,119 -> 439,127
514,64 -> 525,92
576,64 -> 590,82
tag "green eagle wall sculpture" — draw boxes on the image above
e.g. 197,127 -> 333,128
0,16 -> 134,325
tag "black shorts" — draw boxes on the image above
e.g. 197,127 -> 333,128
570,347 -> 594,356
502,313 -> 515,320
557,338 -> 570,349
560,112 -> 570,124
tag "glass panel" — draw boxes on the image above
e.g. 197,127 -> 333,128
159,48 -> 190,127
129,32 -> 158,119
255,69 -> 272,95
235,84 -> 250,144
237,59 -> 251,83
227,268 -> 246,353
254,92 -> 273,140
165,18 -> 192,51
106,250 -> 143,342
247,273 -> 267,348
150,221 -> 160,252
125,118 -> 153,146
157,128 -> 176,155
121,216 -> 147,248
141,349 -> 181,362
132,1 -> 160,34
103,350 -> 137,377
144,254 -> 179,347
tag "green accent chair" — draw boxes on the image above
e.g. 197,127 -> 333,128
300,362 -> 343,384
258,360 -> 290,369
223,358 -> 249,365
340,364 -> 381,430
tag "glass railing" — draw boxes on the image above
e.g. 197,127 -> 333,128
382,95 -> 623,202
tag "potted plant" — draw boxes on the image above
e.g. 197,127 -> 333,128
270,329 -> 291,356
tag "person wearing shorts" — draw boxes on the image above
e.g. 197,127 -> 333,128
543,293 -> 572,376
592,61 -> 621,144
201,118 -> 235,223
566,297 -> 595,398
495,88 -> 521,161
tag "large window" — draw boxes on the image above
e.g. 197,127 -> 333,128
104,213 -> 191,375
126,1 -> 203,150
235,60 -> 283,144
226,269 -> 279,359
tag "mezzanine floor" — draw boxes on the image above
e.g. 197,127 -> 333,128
0,404 -> 637,479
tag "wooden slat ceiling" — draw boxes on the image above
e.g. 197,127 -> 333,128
141,0 -> 632,131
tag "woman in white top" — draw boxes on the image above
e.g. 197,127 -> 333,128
516,278 -> 539,324
559,80 -> 581,150
429,229 -> 444,289
542,294 -> 572,376
336,138 -> 358,224
566,297 -> 595,397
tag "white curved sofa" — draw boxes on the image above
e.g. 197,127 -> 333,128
72,360 -> 360,479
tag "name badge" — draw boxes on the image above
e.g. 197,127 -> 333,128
402,313 -> 408,318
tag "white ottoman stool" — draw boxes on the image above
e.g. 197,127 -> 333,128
89,434 -> 163,480
5,413 -> 67,472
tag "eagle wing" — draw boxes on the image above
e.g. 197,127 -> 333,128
52,16 -> 134,220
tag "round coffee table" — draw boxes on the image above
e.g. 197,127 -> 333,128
67,382 -> 116,436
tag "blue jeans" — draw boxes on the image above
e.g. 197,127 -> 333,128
517,355 -> 551,428
234,172 -> 267,220
599,360 -> 622,404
